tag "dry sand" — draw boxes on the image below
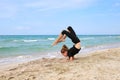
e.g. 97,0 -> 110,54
0,48 -> 120,80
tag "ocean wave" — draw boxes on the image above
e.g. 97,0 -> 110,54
13,39 -> 52,43
0,55 -> 33,65
13,40 -> 20,42
0,46 -> 19,49
0,46 -> 13,49
81,42 -> 120,54
80,37 -> 95,40
116,36 -> 120,38
0,46 -> 3,48
46,53 -> 56,58
16,55 -> 32,59
13,39 -> 39,42
23,40 -> 38,42
48,38 -> 55,40
0,58 -> 9,63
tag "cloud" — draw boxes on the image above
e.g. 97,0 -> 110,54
25,0 -> 96,11
0,1 -> 17,18
0,0 -> 96,18
114,2 -> 120,7
15,26 -> 31,31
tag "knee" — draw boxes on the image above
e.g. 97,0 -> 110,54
67,26 -> 72,30
61,30 -> 66,35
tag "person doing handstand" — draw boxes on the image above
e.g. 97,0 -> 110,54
52,26 -> 81,61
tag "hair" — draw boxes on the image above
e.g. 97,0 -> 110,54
61,44 -> 68,53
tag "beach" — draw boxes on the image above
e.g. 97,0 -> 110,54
0,48 -> 120,80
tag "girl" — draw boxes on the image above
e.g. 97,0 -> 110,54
52,26 -> 81,61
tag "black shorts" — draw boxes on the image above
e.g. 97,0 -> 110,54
61,29 -> 80,44
67,45 -> 81,58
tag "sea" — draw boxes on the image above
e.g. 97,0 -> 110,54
0,35 -> 120,65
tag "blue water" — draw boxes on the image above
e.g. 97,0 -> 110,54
0,35 -> 120,64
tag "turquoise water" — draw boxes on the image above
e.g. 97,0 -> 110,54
0,35 -> 120,64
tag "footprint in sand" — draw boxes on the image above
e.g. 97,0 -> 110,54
8,77 -> 15,80
29,75 -> 36,79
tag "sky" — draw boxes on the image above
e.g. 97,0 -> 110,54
0,0 -> 120,35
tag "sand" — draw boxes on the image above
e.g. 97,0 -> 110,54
0,48 -> 120,80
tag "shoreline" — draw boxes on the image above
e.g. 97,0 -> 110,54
0,47 -> 120,80
1,42 -> 120,66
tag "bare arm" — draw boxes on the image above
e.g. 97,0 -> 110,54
59,34 -> 66,42
52,34 -> 64,46
69,57 -> 74,61
52,34 -> 66,46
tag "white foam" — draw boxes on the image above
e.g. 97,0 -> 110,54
13,39 -> 39,42
16,55 -> 32,59
81,37 -> 95,40
46,53 -> 56,58
13,40 -> 19,42
0,55 -> 35,66
23,40 -> 38,42
81,42 -> 120,54
48,38 -> 55,40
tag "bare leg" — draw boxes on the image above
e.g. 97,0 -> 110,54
52,33 -> 64,46
52,29 -> 68,46
59,34 -> 66,42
